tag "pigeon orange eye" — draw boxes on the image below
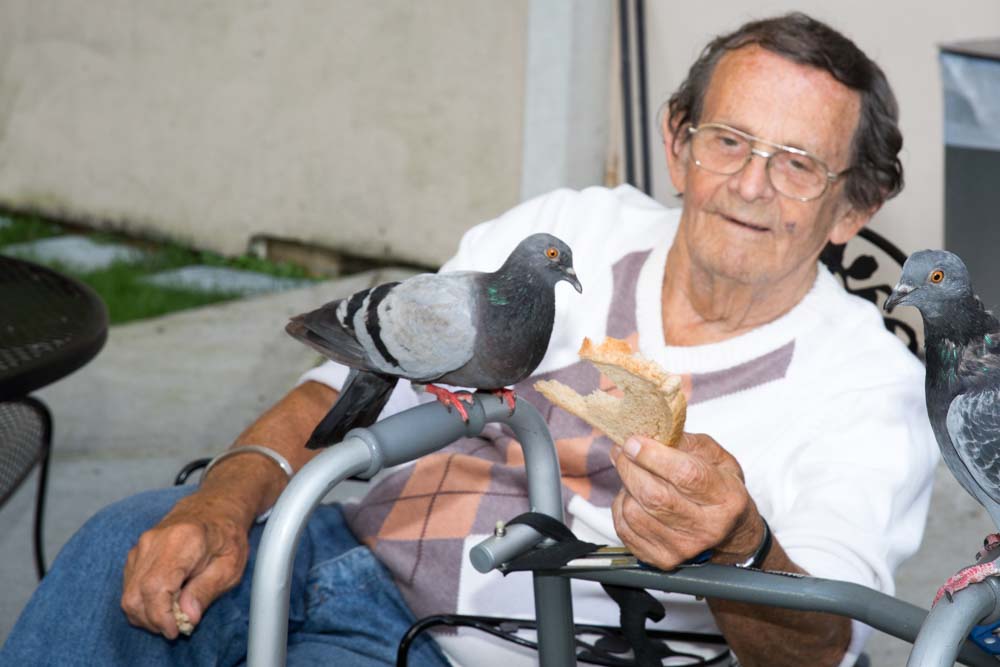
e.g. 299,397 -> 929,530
930,270 -> 945,284
545,247 -> 560,260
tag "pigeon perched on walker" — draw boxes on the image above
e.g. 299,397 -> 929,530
885,249 -> 1000,605
286,232 -> 583,448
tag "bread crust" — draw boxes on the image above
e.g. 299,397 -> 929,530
535,337 -> 687,447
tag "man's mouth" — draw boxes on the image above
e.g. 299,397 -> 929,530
722,214 -> 770,232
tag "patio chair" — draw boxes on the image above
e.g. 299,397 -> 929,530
0,397 -> 53,580
820,227 -> 920,356
0,256 -> 109,580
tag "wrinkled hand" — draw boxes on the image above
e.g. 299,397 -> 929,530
610,433 -> 761,570
121,490 -> 252,639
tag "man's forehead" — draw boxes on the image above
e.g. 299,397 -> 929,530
699,45 -> 861,162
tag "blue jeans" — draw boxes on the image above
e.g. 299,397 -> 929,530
0,485 -> 451,667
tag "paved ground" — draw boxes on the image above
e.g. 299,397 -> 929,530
0,269 -> 993,664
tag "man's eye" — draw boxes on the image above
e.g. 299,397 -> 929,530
787,157 -> 812,172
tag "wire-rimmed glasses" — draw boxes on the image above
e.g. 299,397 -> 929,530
686,123 -> 846,202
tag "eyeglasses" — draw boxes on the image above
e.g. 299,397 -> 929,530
686,123 -> 846,202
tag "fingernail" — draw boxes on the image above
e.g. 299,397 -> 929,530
609,446 -> 620,465
624,437 -> 641,459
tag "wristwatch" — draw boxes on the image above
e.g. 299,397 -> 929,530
736,517 -> 773,569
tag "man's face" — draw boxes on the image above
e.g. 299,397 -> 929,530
665,45 -> 867,286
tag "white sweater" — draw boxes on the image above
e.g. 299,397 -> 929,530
300,185 -> 938,666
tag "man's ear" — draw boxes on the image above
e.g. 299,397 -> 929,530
662,114 -> 688,195
828,202 -> 879,246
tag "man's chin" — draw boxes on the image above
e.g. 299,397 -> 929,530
696,252 -> 764,285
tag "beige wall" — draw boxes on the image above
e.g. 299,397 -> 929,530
0,1 -> 529,267
2,3 -> 993,265
645,1 -> 1000,255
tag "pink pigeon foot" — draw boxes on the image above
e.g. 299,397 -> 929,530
426,385 -> 475,422
491,388 -> 517,415
976,533 -> 1000,561
934,559 -> 1000,606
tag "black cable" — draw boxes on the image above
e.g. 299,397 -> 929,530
634,0 -> 652,195
618,0 -> 635,187
397,615 -> 538,666
396,614 -> 732,667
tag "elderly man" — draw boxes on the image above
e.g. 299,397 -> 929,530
2,12 -> 935,667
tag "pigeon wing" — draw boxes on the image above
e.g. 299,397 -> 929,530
286,297 -> 382,372
946,387 -> 1000,509
364,273 -> 478,381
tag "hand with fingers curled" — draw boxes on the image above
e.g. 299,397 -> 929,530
610,432 -> 766,571
120,488 -> 252,639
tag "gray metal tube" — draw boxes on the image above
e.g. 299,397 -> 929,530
496,397 -> 573,666
532,574 -> 576,667
247,436 -> 372,667
564,567 -> 995,667
471,523 -> 548,573
468,395 -> 566,572
907,579 -> 1000,667
247,394 -> 567,666
498,397 -> 565,521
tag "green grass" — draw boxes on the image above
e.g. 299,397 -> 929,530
74,262 -> 245,323
0,214 -> 62,246
0,212 -> 321,325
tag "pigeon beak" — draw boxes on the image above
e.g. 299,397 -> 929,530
883,284 -> 914,313
563,267 -> 583,293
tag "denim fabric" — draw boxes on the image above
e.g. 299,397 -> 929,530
0,485 -> 450,667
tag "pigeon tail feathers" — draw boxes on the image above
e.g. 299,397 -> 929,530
305,369 -> 395,449
286,312 -> 373,371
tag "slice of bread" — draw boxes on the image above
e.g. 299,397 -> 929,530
534,337 -> 687,447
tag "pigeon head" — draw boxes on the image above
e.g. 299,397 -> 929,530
503,233 -> 583,293
884,249 -> 975,322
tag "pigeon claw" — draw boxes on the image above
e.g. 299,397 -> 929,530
976,533 -> 1000,561
426,385 -> 474,423
933,560 -> 1000,606
491,388 -> 517,416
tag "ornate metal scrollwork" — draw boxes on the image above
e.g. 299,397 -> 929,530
820,228 -> 920,357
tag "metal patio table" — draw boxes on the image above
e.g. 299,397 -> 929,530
0,255 -> 108,577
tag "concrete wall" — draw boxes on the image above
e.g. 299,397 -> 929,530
2,2 -> 990,265
644,1 -> 1000,256
0,1 -> 531,267
520,1 -> 613,201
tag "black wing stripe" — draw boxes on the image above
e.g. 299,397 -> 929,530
365,281 -> 401,368
343,288 -> 371,332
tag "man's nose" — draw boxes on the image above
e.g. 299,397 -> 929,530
730,148 -> 776,202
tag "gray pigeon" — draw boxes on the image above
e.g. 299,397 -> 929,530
885,249 -> 1000,602
286,232 -> 582,448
